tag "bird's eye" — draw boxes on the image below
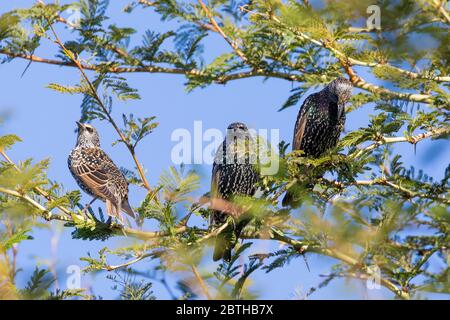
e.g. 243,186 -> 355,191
86,127 -> 94,133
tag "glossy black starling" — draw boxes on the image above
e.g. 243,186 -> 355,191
68,122 -> 135,223
282,77 -> 353,206
211,122 -> 259,261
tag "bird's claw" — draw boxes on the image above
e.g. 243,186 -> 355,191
79,205 -> 89,218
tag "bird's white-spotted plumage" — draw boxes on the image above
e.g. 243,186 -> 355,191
68,123 -> 135,222
210,122 -> 259,261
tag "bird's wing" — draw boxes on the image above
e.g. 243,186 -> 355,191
211,162 -> 222,199
293,94 -> 315,150
73,148 -> 126,202
211,140 -> 226,199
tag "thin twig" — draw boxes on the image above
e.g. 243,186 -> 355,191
193,222 -> 230,244
198,0 -> 249,63
0,187 -> 53,220
339,58 -> 435,104
319,247 -> 410,299
328,178 -> 450,205
239,4 -> 450,84
0,183 -> 415,299
44,20 -> 153,194
0,149 -> 72,216
138,0 -> 216,32
431,0 -> 450,24
0,49 -> 298,82
191,264 -> 213,300
138,0 -> 157,7
104,253 -> 153,271
245,227 -> 411,299
352,126 -> 450,159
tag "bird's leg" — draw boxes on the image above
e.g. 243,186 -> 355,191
105,216 -> 128,236
230,216 -> 237,232
120,227 -> 128,237
81,197 -> 98,215
106,216 -> 125,228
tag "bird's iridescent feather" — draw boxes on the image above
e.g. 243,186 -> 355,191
283,78 -> 352,207
210,123 -> 259,261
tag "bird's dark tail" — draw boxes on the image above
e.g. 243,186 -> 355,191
282,184 -> 314,208
105,199 -> 135,227
213,229 -> 233,262
106,199 -> 119,218
213,214 -> 252,262
282,191 -> 294,207
282,189 -> 305,208
121,198 -> 136,219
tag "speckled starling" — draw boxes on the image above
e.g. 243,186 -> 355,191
211,122 -> 259,261
68,122 -> 135,223
283,77 -> 352,206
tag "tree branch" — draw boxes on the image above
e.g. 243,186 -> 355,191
45,21 -> 154,194
191,265 -> 213,300
352,126 -> 450,158
0,174 -> 418,299
0,187 -> 53,220
339,58 -> 435,104
0,148 -> 192,241
103,252 -> 153,271
328,178 -> 450,205
0,150 -> 72,216
240,5 -> 450,84
198,0 -> 249,64
321,247 -> 410,299
431,0 -> 450,24
138,0 -> 157,7
244,227 -> 411,299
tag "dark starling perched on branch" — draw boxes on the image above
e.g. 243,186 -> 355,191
211,122 -> 259,262
282,77 -> 353,207
68,122 -> 135,224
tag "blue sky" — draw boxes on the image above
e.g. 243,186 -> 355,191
1,1 -> 449,299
